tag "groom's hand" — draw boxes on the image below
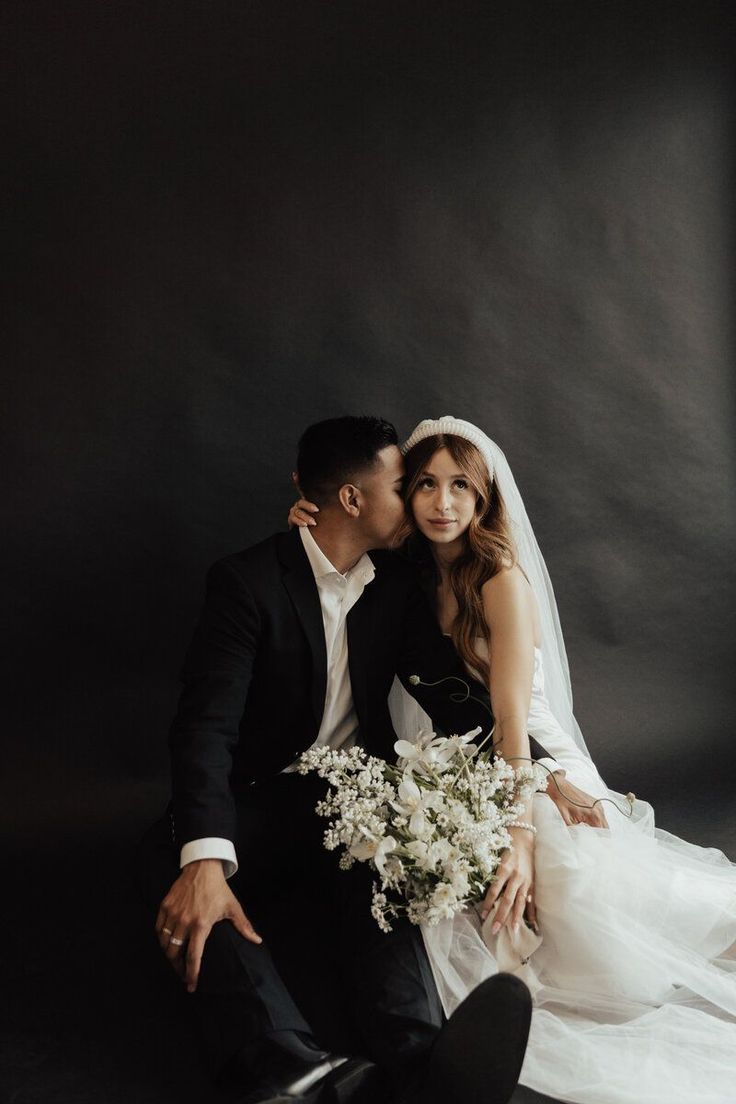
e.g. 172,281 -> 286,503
545,773 -> 609,828
156,859 -> 262,993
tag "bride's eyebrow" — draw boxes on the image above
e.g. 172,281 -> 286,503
419,470 -> 466,480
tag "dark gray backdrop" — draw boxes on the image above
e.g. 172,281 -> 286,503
7,0 -> 734,803
3,3 -> 735,1101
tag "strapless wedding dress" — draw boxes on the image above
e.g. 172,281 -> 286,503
388,647 -> 736,1104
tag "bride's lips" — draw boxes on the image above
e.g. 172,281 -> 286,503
428,518 -> 455,527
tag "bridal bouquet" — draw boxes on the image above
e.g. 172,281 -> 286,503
297,725 -> 547,932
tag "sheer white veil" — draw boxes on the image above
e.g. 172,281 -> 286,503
398,415 -> 592,761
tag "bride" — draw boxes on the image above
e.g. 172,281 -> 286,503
290,415 -> 736,1104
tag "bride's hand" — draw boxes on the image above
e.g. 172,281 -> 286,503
287,499 -> 319,528
480,826 -> 537,933
545,773 -> 609,829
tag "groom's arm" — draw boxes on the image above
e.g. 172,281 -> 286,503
154,557 -> 264,994
394,570 -> 558,769
168,557 -> 261,872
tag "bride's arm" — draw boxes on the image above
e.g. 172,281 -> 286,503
482,568 -> 536,770
482,569 -> 608,832
479,567 -> 538,933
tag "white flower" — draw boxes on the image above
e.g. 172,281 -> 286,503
397,773 -> 422,803
381,855 -> 405,888
428,882 -> 459,920
408,727 -> 484,773
394,730 -> 435,770
428,838 -> 458,868
449,867 -> 470,898
405,839 -> 435,871
391,773 -> 441,837
412,811 -> 431,838
349,832 -> 397,875
370,888 -> 395,933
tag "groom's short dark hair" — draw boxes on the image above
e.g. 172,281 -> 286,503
297,416 -> 398,505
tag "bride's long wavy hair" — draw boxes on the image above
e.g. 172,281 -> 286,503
399,434 -> 518,685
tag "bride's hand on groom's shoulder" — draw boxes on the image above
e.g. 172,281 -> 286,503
155,860 -> 262,994
545,774 -> 609,829
288,498 -> 319,528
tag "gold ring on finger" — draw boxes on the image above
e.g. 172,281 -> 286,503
527,894 -> 533,902
162,927 -> 173,935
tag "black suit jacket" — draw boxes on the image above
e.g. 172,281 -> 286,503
168,529 -> 552,846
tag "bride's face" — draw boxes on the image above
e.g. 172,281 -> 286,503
410,447 -> 477,546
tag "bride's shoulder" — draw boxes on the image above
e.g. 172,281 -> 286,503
480,561 -> 528,595
480,563 -> 534,618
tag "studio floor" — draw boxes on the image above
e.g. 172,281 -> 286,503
3,775 -> 734,1104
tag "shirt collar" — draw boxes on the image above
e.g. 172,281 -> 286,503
299,526 -> 375,586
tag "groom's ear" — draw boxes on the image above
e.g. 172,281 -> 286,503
337,483 -> 361,517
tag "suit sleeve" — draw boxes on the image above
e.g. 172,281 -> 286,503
168,558 -> 260,846
394,573 -> 555,764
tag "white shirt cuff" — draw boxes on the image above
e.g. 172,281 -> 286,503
537,757 -> 563,782
179,837 -> 238,879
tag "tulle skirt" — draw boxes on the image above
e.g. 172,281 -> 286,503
421,785 -> 736,1103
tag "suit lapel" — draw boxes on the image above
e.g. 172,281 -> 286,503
277,530 -> 327,723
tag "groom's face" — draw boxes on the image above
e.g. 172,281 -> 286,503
358,445 -> 407,548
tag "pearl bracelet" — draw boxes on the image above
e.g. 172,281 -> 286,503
508,820 -> 537,835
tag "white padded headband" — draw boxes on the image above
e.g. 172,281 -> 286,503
401,416 -> 496,482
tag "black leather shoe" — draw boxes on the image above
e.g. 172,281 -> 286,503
426,973 -> 532,1104
320,1056 -> 380,1103
229,1045 -> 375,1104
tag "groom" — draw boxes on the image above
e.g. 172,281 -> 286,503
139,416 -> 558,1103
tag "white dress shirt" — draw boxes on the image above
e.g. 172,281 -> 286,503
179,528 -> 375,878
282,527 -> 376,768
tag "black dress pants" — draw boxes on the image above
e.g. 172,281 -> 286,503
137,772 -> 444,1085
